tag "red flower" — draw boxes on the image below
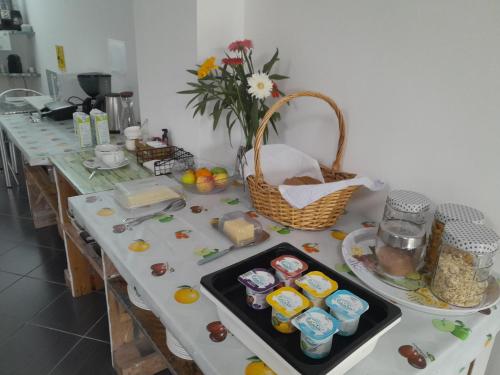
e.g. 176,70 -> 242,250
222,57 -> 243,66
228,39 -> 253,52
271,82 -> 280,98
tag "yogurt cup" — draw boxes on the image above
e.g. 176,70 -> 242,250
271,255 -> 308,289
326,290 -> 369,336
292,307 -> 340,359
266,287 -> 310,334
295,271 -> 338,309
238,268 -> 277,310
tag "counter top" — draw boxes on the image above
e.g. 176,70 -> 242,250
50,150 -> 152,194
68,183 -> 500,375
0,114 -> 80,166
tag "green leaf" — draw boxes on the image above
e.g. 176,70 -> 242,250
199,95 -> 208,115
187,69 -> 198,76
211,101 -> 222,130
269,74 -> 288,80
177,89 -> 201,95
185,93 -> 201,109
263,48 -> 279,74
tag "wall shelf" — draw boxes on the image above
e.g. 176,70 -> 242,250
0,72 -> 40,78
0,30 -> 35,36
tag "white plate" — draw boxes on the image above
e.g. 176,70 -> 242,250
83,157 -> 129,170
127,284 -> 151,311
342,228 -> 500,316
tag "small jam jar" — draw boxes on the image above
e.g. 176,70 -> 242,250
326,290 -> 369,336
295,271 -> 338,309
383,190 -> 431,228
431,222 -> 499,307
271,255 -> 308,289
238,268 -> 277,310
424,203 -> 485,274
266,287 -> 310,334
291,307 -> 340,359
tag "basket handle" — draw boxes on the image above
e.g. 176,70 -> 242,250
253,91 -> 346,183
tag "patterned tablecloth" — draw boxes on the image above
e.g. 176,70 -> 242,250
68,181 -> 500,375
0,114 -> 81,166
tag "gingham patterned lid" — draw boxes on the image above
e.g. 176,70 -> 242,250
387,190 -> 431,213
442,222 -> 499,254
435,203 -> 485,225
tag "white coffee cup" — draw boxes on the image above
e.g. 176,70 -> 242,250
102,150 -> 125,167
95,144 -> 120,160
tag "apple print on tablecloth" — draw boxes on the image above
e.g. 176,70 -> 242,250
330,229 -> 347,240
221,197 -> 240,205
85,196 -> 98,203
361,221 -> 377,228
302,243 -> 319,253
432,319 -> 471,340
175,230 -> 191,239
398,344 -> 434,369
268,225 -> 292,235
97,207 -> 114,217
335,263 -> 355,277
206,321 -> 228,342
190,205 -> 207,213
485,334 -> 493,348
150,262 -> 174,276
195,247 -> 219,258
245,356 -> 276,375
128,239 -> 151,252
113,224 -> 127,233
174,285 -> 200,304
246,211 -> 259,218
157,214 -> 174,223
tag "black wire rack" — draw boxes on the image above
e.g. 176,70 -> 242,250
152,147 -> 195,176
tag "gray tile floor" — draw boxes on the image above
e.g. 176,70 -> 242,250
0,168 -> 115,375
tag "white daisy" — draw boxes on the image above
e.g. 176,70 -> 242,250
247,72 -> 273,99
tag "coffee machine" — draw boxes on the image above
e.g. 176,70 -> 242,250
77,72 -> 111,113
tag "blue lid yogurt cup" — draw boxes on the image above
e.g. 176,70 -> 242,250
292,307 -> 340,359
325,290 -> 369,336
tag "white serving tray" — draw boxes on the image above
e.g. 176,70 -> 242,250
201,285 -> 400,375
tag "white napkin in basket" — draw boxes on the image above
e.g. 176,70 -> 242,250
243,144 -> 324,186
279,177 -> 385,209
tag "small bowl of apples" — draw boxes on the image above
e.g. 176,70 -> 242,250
173,161 -> 234,194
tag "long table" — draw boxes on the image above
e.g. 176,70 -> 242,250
0,113 -> 153,296
68,183 -> 500,375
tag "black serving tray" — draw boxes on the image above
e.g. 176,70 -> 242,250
200,242 -> 401,375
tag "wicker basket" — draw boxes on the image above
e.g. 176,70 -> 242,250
247,91 -> 358,230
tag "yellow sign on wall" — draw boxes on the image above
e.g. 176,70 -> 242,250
55,45 -> 66,72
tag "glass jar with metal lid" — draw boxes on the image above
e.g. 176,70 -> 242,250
375,219 -> 427,277
431,222 -> 499,307
383,190 -> 431,227
424,203 -> 485,273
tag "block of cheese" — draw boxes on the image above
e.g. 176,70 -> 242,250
223,218 -> 255,246
114,176 -> 180,209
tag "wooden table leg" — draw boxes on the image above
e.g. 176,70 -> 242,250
55,168 -> 103,297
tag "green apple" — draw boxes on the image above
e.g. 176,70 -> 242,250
451,320 -> 471,340
211,167 -> 228,175
432,319 -> 455,333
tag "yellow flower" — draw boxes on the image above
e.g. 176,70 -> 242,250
197,56 -> 217,79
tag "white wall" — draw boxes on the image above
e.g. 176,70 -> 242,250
133,0 -> 197,143
245,0 -> 500,232
133,0 -> 245,153
24,0 -> 139,114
